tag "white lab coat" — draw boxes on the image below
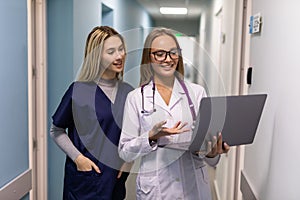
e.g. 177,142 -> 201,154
119,78 -> 220,200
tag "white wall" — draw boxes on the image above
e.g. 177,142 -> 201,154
0,0 -> 29,189
0,1 -> 30,199
244,0 -> 300,199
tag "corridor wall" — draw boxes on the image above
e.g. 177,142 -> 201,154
0,0 -> 29,199
242,0 -> 300,199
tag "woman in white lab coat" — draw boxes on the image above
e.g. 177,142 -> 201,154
118,28 -> 230,200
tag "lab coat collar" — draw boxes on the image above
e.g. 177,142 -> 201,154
169,78 -> 186,109
144,78 -> 186,112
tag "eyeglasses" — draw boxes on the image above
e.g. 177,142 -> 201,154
150,49 -> 181,62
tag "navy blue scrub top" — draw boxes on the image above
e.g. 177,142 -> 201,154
52,81 -> 133,200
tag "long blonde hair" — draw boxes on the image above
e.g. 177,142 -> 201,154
139,28 -> 184,86
77,26 -> 125,81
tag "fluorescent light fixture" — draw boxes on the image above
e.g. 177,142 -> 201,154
160,7 -> 188,15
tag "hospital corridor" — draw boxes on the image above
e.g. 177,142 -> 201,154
1,0 -> 300,199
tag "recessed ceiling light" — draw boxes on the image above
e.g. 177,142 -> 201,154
160,7 -> 188,15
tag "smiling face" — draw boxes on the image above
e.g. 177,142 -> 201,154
101,35 -> 125,79
150,34 -> 179,80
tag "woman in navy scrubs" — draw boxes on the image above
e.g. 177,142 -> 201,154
50,26 -> 133,200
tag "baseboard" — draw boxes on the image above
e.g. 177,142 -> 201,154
0,169 -> 32,200
240,170 -> 258,200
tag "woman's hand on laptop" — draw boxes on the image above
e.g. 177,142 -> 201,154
205,132 -> 230,158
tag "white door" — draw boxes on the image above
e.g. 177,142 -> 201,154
211,7 -> 236,200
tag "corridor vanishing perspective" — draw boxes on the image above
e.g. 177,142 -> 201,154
1,0 -> 300,200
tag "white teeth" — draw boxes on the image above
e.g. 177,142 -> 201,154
161,65 -> 172,68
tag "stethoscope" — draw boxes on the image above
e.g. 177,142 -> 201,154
141,78 -> 156,114
140,77 -> 197,122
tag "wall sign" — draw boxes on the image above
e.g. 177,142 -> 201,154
249,13 -> 262,34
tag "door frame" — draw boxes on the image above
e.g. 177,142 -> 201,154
234,0 -> 252,199
28,0 -> 48,199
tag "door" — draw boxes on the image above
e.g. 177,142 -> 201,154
211,6 -> 235,200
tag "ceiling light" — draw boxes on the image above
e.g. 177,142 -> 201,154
160,7 -> 188,15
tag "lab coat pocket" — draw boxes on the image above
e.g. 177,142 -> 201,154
195,166 -> 212,199
196,165 -> 209,184
137,175 -> 159,198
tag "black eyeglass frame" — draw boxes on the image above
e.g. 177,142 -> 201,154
150,48 -> 182,62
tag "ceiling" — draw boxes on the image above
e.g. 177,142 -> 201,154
136,0 -> 209,20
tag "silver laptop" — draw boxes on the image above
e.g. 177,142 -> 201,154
164,94 -> 267,153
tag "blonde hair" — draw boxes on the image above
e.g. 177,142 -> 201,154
77,26 -> 125,81
139,27 -> 184,86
